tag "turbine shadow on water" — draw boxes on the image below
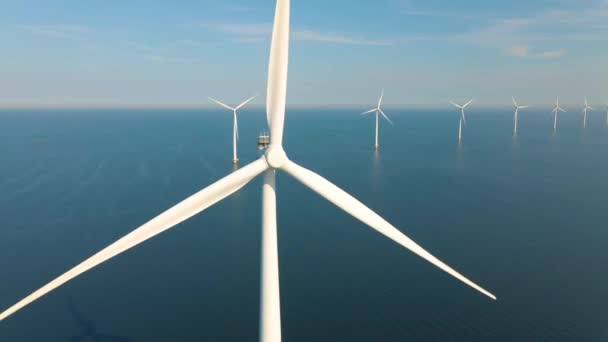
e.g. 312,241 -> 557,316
66,297 -> 133,342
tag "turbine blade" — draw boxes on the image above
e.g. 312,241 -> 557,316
379,109 -> 394,125
449,101 -> 462,109
235,95 -> 257,111
512,96 -> 517,108
360,109 -> 377,116
559,107 -> 567,113
378,89 -> 384,108
282,161 -> 496,301
519,106 -> 529,109
463,99 -> 473,109
266,0 -> 290,146
208,97 -> 234,111
0,158 -> 269,322
461,109 -> 467,125
235,114 -> 240,141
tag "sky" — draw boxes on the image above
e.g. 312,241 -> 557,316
0,0 -> 607,107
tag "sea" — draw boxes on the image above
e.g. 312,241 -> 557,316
0,107 -> 607,341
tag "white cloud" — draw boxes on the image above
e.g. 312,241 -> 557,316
507,45 -> 565,58
206,23 -> 391,46
17,24 -> 89,40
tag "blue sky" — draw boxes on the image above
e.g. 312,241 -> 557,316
0,0 -> 606,107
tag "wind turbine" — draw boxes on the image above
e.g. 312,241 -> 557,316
0,2 -> 496,341
209,95 -> 256,164
450,99 -> 473,143
583,97 -> 594,128
511,97 -> 529,138
361,89 -> 393,150
552,97 -> 566,133
605,103 -> 608,127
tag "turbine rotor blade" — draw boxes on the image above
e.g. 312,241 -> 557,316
361,109 -> 377,116
378,89 -> 384,108
519,106 -> 529,109
208,97 -> 235,111
0,158 -> 269,322
379,109 -> 394,125
449,101 -> 462,109
463,99 -> 473,109
235,95 -> 257,111
235,114 -> 240,141
266,0 -> 290,146
512,96 -> 518,108
282,161 -> 496,301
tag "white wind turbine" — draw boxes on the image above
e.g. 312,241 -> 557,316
450,99 -> 473,143
512,96 -> 529,137
583,97 -> 594,128
209,95 -> 256,164
0,1 -> 496,340
361,89 -> 393,150
552,97 -> 566,133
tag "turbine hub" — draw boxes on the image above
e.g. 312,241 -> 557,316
265,145 -> 288,169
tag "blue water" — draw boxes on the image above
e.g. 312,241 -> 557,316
0,108 -> 607,341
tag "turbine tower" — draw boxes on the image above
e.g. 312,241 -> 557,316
209,95 -> 256,164
512,96 -> 529,138
583,97 -> 594,129
0,2 -> 496,341
552,97 -> 566,133
450,99 -> 473,143
361,89 -> 392,150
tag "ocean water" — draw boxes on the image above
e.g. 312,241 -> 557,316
0,108 -> 607,341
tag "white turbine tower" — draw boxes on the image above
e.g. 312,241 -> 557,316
209,95 -> 256,164
583,97 -> 594,129
512,96 -> 529,137
450,99 -> 473,143
0,2 -> 496,341
361,89 -> 393,150
552,97 -> 566,133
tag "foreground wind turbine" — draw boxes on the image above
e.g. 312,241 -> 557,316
209,95 -> 256,164
450,99 -> 473,143
361,89 -> 393,150
552,97 -> 566,133
0,2 -> 496,340
583,97 -> 593,129
512,97 -> 529,137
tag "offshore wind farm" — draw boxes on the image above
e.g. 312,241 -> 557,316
1,0 -> 608,341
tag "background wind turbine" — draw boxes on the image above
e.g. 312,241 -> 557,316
361,89 -> 392,150
583,97 -> 594,129
605,103 -> 608,127
450,99 -> 473,143
512,97 -> 529,137
552,97 -> 566,133
0,2 -> 496,341
209,95 -> 256,164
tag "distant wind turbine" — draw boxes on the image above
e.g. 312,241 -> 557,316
0,2 -> 496,341
450,99 -> 473,143
552,97 -> 566,133
209,95 -> 256,164
512,97 -> 529,137
583,97 -> 594,129
605,103 -> 608,127
361,89 -> 393,150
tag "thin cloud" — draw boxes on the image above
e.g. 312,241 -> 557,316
17,24 -> 89,40
206,23 -> 392,46
507,46 -> 565,58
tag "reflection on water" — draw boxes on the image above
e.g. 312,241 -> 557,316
66,298 -> 133,342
